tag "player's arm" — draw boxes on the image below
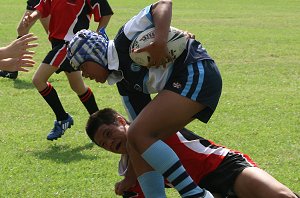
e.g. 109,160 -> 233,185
92,0 -> 114,31
96,15 -> 112,32
133,0 -> 172,67
21,10 -> 41,34
115,162 -> 137,195
152,0 -> 172,46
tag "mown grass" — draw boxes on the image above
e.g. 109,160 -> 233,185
0,0 -> 299,197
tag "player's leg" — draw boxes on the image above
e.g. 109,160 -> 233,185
234,167 -> 297,198
127,90 -> 211,197
32,63 -> 70,122
65,71 -> 99,115
33,63 -> 72,140
127,60 -> 221,197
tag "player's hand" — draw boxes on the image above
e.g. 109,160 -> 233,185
4,33 -> 38,58
114,177 -> 136,195
0,55 -> 35,72
133,41 -> 172,68
183,30 -> 195,39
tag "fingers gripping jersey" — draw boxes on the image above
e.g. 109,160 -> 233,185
35,0 -> 113,41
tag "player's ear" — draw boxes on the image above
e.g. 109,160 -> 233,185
116,115 -> 126,126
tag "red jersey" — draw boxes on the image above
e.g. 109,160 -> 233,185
119,128 -> 256,198
35,0 -> 113,41
164,128 -> 230,184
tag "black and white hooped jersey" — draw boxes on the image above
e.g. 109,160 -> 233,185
106,4 -> 213,121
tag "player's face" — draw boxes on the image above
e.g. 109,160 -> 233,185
80,61 -> 109,83
94,123 -> 127,154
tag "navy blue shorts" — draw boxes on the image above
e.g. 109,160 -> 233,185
165,59 -> 222,123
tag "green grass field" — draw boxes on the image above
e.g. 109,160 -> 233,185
0,0 -> 299,197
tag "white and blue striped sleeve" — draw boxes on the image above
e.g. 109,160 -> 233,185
123,5 -> 155,41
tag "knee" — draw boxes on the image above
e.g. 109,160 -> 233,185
32,75 -> 41,88
69,81 -> 87,95
274,189 -> 298,198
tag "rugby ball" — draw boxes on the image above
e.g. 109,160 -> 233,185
129,26 -> 187,66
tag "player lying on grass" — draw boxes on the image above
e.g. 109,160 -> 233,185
0,33 -> 38,72
86,108 -> 298,198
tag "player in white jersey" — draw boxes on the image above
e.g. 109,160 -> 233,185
85,108 -> 298,198
68,1 -> 221,197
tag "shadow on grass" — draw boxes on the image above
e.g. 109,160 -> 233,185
32,142 -> 98,163
13,79 -> 35,89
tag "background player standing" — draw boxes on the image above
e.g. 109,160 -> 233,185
22,0 -> 113,141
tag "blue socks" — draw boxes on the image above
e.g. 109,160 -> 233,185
137,171 -> 166,198
141,140 -> 203,197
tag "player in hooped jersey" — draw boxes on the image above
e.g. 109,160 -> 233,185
85,108 -> 298,198
22,0 -> 113,140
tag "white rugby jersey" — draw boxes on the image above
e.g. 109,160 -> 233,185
106,4 -> 212,121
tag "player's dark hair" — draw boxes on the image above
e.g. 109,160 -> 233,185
85,108 -> 130,145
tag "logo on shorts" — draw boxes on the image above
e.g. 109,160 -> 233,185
134,84 -> 142,92
131,63 -> 141,72
172,82 -> 182,89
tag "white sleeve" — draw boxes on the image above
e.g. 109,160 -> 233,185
118,154 -> 129,176
123,5 -> 154,41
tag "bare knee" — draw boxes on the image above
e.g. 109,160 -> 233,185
32,75 -> 43,89
67,78 -> 87,95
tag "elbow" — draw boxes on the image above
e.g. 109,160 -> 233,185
160,0 -> 172,5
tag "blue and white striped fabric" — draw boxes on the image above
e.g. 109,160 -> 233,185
123,5 -> 154,41
67,29 -> 109,70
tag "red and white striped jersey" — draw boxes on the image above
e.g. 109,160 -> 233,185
119,128 -> 230,184
35,0 -> 113,41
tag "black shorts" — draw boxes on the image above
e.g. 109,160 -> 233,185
43,39 -> 78,74
26,0 -> 40,11
165,59 -> 222,123
198,151 -> 257,197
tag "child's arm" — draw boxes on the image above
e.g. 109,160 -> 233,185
115,161 -> 137,195
21,10 -> 41,34
96,15 -> 113,32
